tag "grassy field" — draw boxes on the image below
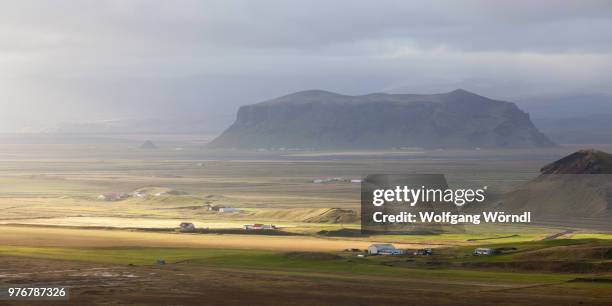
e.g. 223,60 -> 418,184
0,245 -> 591,284
0,142 -> 610,305
0,148 -> 550,233
1,225 -> 610,305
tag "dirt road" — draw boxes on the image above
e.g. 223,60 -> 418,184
542,229 -> 576,241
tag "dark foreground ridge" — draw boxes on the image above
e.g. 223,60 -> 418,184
209,89 -> 555,149
540,149 -> 612,174
498,149 -> 612,228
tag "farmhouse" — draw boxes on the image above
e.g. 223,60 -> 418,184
312,177 -> 347,183
473,248 -> 497,255
219,207 -> 237,213
204,204 -> 222,211
205,205 -> 236,212
97,192 -> 130,201
179,222 -> 196,232
367,244 -> 405,255
243,224 -> 276,230
313,177 -> 362,184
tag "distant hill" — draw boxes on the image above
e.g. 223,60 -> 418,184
515,93 -> 612,119
242,208 -> 359,224
139,140 -> 158,149
497,149 -> 612,229
209,89 -> 555,149
514,93 -> 612,144
533,113 -> 612,144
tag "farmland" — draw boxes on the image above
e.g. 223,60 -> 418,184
0,141 -> 611,305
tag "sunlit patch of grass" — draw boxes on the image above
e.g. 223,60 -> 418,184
0,246 -> 585,284
569,234 -> 612,240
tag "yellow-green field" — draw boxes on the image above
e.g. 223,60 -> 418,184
0,143 -> 610,305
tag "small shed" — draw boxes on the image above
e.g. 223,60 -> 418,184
414,248 -> 433,255
179,222 -> 196,232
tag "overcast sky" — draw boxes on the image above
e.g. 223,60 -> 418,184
1,0 -> 611,131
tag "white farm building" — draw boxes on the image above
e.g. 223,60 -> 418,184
367,244 -> 405,255
219,207 -> 238,213
243,224 -> 276,230
473,248 -> 496,255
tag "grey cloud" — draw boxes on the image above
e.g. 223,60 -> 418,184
0,0 -> 610,132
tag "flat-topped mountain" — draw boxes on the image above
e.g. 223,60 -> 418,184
209,89 -> 555,149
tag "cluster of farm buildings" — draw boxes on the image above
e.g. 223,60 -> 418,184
97,190 -> 186,201
97,191 -> 241,214
366,244 -> 433,256
312,177 -> 362,184
366,244 -> 497,256
178,222 -> 277,232
202,204 -> 238,213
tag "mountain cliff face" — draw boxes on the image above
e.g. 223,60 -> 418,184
209,89 -> 555,149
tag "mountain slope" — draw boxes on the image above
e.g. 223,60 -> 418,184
541,149 -> 612,174
209,89 -> 554,149
534,114 -> 612,144
497,149 -> 612,229
516,93 -> 612,119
